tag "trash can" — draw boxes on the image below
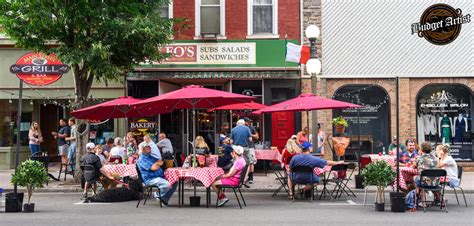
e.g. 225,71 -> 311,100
189,196 -> 201,207
5,192 -> 24,212
390,192 -> 406,212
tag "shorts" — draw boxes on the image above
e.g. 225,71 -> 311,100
243,147 -> 257,165
448,178 -> 460,188
58,144 -> 69,156
221,177 -> 240,186
289,174 -> 320,184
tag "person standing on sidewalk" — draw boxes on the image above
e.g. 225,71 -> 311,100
230,119 -> 253,183
66,117 -> 77,172
28,121 -> 43,155
52,118 -> 70,171
244,117 -> 258,184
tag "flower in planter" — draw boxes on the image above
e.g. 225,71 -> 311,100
332,116 -> 348,127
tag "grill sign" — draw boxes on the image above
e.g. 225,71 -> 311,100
411,4 -> 471,45
10,52 -> 70,86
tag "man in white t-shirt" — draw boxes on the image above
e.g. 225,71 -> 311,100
139,134 -> 162,160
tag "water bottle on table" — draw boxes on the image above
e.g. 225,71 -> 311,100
0,187 -> 3,210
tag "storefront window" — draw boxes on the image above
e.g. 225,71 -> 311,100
333,85 -> 391,155
417,84 -> 473,161
89,119 -> 115,145
0,100 -> 32,147
0,100 -> 14,147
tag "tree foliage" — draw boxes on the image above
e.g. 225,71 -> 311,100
11,160 -> 49,204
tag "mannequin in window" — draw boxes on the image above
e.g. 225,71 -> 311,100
423,111 -> 437,141
453,113 -> 468,142
417,111 -> 425,143
438,113 -> 453,144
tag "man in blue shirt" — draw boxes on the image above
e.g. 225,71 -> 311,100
137,143 -> 177,206
230,119 -> 255,183
288,141 -> 343,198
399,139 -> 419,164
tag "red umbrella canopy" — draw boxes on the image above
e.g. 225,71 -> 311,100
208,101 -> 267,112
253,93 -> 363,114
71,96 -> 143,120
132,85 -> 254,116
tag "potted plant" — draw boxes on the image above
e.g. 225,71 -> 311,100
361,160 -> 395,211
11,159 -> 49,213
332,116 -> 348,134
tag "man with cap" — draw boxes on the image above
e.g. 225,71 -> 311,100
137,143 -> 177,206
80,142 -> 115,201
244,117 -> 258,184
288,141 -> 343,199
230,119 -> 253,182
211,145 -> 247,207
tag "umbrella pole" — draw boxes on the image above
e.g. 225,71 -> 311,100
214,110 -> 217,153
186,109 -> 190,156
306,111 -> 310,132
358,108 -> 361,174
230,110 -> 233,128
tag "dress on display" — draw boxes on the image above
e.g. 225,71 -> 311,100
454,117 -> 466,142
440,116 -> 451,144
417,114 -> 425,143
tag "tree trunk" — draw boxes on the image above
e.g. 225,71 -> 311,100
376,187 -> 385,204
27,186 -> 32,204
72,64 -> 94,182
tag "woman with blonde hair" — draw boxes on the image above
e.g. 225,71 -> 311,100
194,135 -> 210,154
436,144 -> 459,188
28,121 -> 44,155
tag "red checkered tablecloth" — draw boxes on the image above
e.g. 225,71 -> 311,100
400,167 -> 418,183
364,154 -> 396,167
103,164 -> 137,178
185,155 -> 218,168
285,165 -> 331,176
165,167 -> 224,188
255,149 -> 282,162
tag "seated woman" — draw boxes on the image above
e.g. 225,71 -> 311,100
282,135 -> 301,165
108,137 -> 125,163
193,135 -> 215,167
211,145 -> 246,207
95,144 -> 107,165
217,137 -> 233,171
436,144 -> 459,188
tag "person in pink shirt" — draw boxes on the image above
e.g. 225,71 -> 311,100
211,145 -> 247,207
296,127 -> 310,145
28,122 -> 43,155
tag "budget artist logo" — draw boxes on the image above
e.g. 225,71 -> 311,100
411,4 -> 471,45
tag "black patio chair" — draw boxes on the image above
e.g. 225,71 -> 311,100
442,166 -> 467,207
417,169 -> 448,213
331,163 -> 357,199
216,164 -> 249,209
81,164 -> 105,196
135,165 -> 162,208
271,163 -> 290,197
289,165 -> 316,202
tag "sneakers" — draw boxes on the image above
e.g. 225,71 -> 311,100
81,193 -> 88,200
247,179 -> 254,184
217,197 -> 229,207
154,193 -> 169,206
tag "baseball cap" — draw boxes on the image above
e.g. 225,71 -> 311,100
232,145 -> 244,155
86,142 -> 96,149
243,117 -> 252,122
301,141 -> 312,149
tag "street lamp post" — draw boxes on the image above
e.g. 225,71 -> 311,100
305,25 -> 321,152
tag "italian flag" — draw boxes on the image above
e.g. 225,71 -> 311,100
285,42 -> 310,64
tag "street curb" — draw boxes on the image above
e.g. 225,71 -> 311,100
3,187 -> 474,194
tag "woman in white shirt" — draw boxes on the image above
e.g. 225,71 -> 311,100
436,144 -> 459,187
109,137 -> 125,159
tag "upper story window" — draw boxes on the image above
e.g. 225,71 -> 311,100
158,1 -> 173,19
196,0 -> 225,38
248,0 -> 278,38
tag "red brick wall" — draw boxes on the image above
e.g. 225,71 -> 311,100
173,0 -> 195,40
172,0 -> 300,41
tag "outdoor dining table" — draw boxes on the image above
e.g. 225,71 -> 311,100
103,164 -> 138,178
165,167 -> 224,208
255,148 -> 282,175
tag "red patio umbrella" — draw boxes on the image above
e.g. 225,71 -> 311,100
207,101 -> 268,112
252,93 -> 363,131
132,85 -> 254,155
71,96 -> 143,120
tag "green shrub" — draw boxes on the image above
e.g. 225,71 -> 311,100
11,160 -> 48,204
361,160 -> 396,203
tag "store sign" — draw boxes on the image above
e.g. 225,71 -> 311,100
159,43 -> 256,65
411,4 -> 471,45
10,52 -> 70,86
417,85 -> 472,161
130,118 -> 157,134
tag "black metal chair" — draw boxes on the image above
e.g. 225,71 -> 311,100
135,165 -> 162,208
271,163 -> 290,197
442,166 -> 467,207
329,163 -> 357,199
417,169 -> 448,213
216,164 -> 249,209
81,164 -> 104,196
289,165 -> 316,202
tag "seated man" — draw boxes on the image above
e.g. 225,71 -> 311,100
388,135 -> 407,154
80,142 -> 115,201
399,139 -> 419,164
137,143 -> 177,206
287,141 -> 343,199
157,132 -> 174,160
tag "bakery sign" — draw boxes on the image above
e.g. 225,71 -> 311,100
156,42 -> 256,65
411,4 -> 471,45
130,118 -> 157,133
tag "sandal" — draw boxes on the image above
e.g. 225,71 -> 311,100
288,193 -> 294,200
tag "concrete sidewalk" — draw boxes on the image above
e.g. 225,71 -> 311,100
1,163 -> 473,194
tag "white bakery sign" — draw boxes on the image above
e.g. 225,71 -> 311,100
157,42 -> 256,65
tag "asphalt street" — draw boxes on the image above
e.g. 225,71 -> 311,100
1,192 -> 473,226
